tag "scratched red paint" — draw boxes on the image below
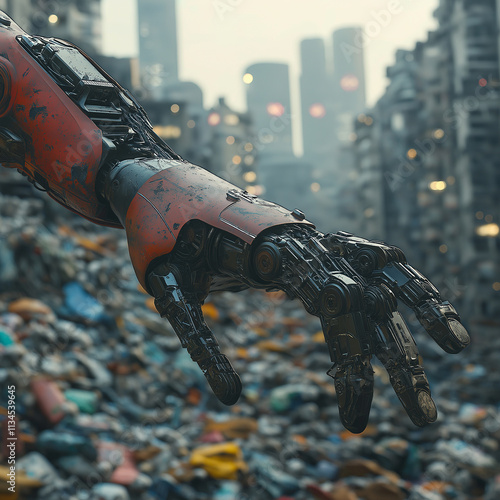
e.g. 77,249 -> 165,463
126,163 -> 314,288
0,20 -> 119,227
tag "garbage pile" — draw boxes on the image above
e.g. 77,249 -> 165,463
0,192 -> 499,500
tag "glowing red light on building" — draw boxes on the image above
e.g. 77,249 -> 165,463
207,112 -> 221,126
340,74 -> 360,92
309,103 -> 326,119
266,102 -> 285,117
479,78 -> 488,87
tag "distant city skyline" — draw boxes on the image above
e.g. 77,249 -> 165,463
102,0 -> 439,153
103,0 -> 438,107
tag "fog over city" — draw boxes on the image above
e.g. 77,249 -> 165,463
102,0 -> 439,111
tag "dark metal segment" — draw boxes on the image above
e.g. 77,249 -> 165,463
148,263 -> 242,406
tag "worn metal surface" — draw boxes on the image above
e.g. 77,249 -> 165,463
0,14 -> 119,226
125,161 -> 314,287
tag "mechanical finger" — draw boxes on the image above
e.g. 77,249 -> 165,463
373,309 -> 437,426
375,262 -> 470,354
319,278 -> 374,434
250,229 -> 375,433
148,262 -> 242,406
323,233 -> 470,355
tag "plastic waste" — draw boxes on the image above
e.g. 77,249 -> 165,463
190,442 -> 248,480
90,483 -> 130,500
62,281 -> 108,322
36,430 -> 97,461
30,378 -> 69,425
64,388 -> 99,414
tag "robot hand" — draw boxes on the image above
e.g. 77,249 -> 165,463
0,12 -> 470,433
142,218 -> 470,433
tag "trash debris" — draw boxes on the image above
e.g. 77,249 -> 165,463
0,191 -> 498,499
190,442 -> 248,480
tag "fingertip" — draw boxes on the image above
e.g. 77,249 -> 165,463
211,372 -> 242,406
448,319 -> 470,349
417,390 -> 437,424
340,414 -> 370,434
408,391 -> 437,427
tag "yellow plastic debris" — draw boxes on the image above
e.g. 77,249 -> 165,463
146,297 -> 157,312
255,340 -> 288,352
201,302 -> 220,321
0,465 -> 43,492
8,298 -> 53,321
235,348 -> 249,359
58,225 -> 110,255
189,442 -> 248,480
312,331 -> 325,343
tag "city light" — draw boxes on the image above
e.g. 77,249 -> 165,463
476,223 -> 500,237
357,114 -> 373,126
309,104 -> 326,119
266,102 -> 285,117
246,185 -> 264,196
439,244 -> 448,253
243,171 -> 257,183
48,14 -> 59,24
476,211 -> 484,220
244,155 -> 254,166
485,214 -> 494,223
170,104 -> 180,113
153,125 -> 181,139
340,74 -> 359,92
479,78 -> 488,87
232,155 -> 242,165
207,112 -> 221,126
493,282 -> 500,292
429,181 -> 447,191
433,128 -> 445,139
226,136 -> 235,145
244,143 -> 253,152
407,149 -> 418,159
224,114 -> 239,126
310,182 -> 321,193
243,73 -> 254,84
364,208 -> 375,218
187,120 -> 195,128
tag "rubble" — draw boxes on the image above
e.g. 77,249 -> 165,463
0,191 -> 498,500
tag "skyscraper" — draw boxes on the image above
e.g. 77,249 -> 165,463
300,38 -> 333,158
322,28 -> 367,234
332,27 -> 366,116
244,62 -> 293,157
138,0 -> 178,98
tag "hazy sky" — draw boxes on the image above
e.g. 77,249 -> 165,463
102,0 -> 439,112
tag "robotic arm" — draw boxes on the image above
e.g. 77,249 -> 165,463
0,12 -> 470,433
